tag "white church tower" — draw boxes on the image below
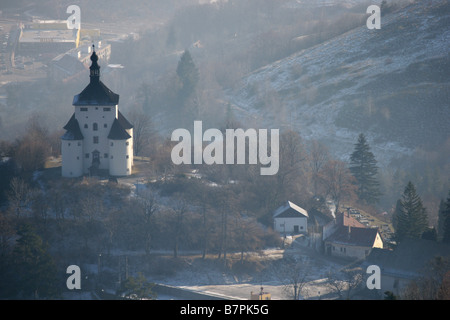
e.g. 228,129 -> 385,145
61,45 -> 133,177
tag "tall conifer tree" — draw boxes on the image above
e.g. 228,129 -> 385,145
349,133 -> 381,204
393,182 -> 429,242
439,191 -> 450,243
176,49 -> 199,100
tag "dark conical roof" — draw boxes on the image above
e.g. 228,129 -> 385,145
73,47 -> 119,106
108,118 -> 131,140
61,113 -> 84,140
73,81 -> 119,106
118,111 -> 133,129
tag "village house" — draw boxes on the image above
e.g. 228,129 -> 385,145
323,212 -> 383,260
362,238 -> 450,298
273,201 -> 308,235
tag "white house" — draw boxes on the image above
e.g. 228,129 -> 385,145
61,45 -> 133,177
273,201 -> 308,234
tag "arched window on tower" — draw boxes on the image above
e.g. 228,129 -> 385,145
93,123 -> 98,131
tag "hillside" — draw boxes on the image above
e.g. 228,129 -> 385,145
226,0 -> 449,167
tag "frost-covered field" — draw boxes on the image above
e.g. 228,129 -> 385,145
147,240 -> 348,300
226,0 -> 449,167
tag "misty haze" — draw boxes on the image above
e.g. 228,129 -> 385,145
0,0 -> 449,305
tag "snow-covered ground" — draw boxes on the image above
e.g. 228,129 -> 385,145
147,239 -> 349,300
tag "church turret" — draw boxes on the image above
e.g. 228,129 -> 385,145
89,44 -> 100,83
62,44 -> 134,177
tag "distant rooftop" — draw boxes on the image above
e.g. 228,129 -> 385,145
19,29 -> 76,43
273,201 -> 308,218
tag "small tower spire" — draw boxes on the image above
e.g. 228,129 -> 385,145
89,44 -> 100,83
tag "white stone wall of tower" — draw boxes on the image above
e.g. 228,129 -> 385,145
61,140 -> 83,177
109,138 -> 132,176
75,104 -> 118,173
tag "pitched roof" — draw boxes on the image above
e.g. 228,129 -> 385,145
118,111 -> 133,129
52,54 -> 87,76
273,201 -> 308,218
73,80 -> 119,106
61,113 -> 84,140
335,211 -> 366,228
108,118 -> 131,140
365,238 -> 450,278
325,225 -> 380,247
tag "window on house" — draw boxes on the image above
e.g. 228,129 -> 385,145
126,155 -> 129,159
68,143 -> 71,146
110,142 -> 114,146
93,136 -> 99,144
126,141 -> 129,146
104,123 -> 107,128
85,153 -> 89,158
77,142 -> 81,146
84,124 -> 88,129
103,107 -> 111,112
104,153 -> 108,159
110,155 -> 114,159
93,123 -> 98,131
80,107 -> 88,111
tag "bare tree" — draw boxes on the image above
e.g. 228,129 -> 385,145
319,160 -> 357,214
30,189 -> 49,224
136,188 -> 159,256
13,115 -> 51,174
308,140 -> 329,196
278,256 -> 312,300
327,267 -> 364,300
172,196 -> 188,259
127,111 -> 156,157
402,256 -> 450,300
213,186 -> 238,262
231,213 -> 264,263
7,177 -> 31,217
186,181 -> 218,259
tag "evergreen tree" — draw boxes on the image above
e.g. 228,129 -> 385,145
11,223 -> 59,299
439,191 -> 450,244
176,49 -> 199,101
421,227 -> 437,241
118,272 -> 157,300
393,182 -> 429,242
349,133 -> 381,204
392,199 -> 402,233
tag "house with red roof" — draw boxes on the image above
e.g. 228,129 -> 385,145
323,212 -> 383,260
